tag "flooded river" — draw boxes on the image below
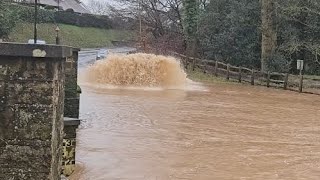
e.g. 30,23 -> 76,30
71,52 -> 320,180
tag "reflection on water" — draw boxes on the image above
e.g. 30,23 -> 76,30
70,81 -> 320,180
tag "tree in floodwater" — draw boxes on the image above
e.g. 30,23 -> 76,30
261,0 -> 277,72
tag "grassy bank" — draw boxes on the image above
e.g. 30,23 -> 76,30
186,68 -> 237,85
9,23 -> 134,48
187,68 -> 320,95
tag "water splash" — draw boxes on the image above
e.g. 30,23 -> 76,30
82,53 -> 187,88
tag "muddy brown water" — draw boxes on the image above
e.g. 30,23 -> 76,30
70,81 -> 320,180
72,53 -> 320,179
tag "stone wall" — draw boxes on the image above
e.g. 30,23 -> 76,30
0,43 -> 72,180
62,118 -> 80,176
62,48 -> 81,177
64,49 -> 80,118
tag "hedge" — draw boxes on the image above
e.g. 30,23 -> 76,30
1,2 -> 112,36
0,2 -> 20,37
17,5 -> 55,23
54,11 -> 112,29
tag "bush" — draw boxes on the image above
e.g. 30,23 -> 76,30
0,2 -> 20,38
16,5 -> 55,23
198,0 -> 261,69
267,52 -> 291,73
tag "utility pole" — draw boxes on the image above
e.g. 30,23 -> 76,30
34,0 -> 38,44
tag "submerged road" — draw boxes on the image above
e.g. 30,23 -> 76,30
71,49 -> 320,180
78,47 -> 136,67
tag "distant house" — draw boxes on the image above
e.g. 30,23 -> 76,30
14,0 -> 90,14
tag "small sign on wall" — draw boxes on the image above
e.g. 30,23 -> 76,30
297,60 -> 304,70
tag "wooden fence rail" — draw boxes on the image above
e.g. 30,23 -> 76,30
171,52 -> 313,93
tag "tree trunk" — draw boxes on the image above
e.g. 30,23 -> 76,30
261,0 -> 277,72
186,38 -> 197,57
183,0 -> 199,57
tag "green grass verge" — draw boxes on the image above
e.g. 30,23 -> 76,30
304,75 -> 320,80
186,68 -> 236,84
187,68 -> 320,92
9,23 -> 134,48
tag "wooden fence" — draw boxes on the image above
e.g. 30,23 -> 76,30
171,52 -> 320,94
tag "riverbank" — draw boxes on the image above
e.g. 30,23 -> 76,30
8,23 -> 134,48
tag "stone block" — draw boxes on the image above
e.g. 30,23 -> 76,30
64,98 -> 80,118
14,105 -> 53,140
0,43 -> 72,58
0,108 -> 15,139
0,65 -> 8,81
0,81 -> 6,111
0,139 -> 52,179
0,81 -> 5,96
6,81 -> 54,105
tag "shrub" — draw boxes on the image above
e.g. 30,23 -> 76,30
267,52 -> 291,73
0,2 -> 20,38
16,5 -> 55,23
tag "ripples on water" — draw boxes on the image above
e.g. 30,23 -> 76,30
71,53 -> 320,180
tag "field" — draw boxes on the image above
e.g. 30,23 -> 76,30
9,23 -> 134,48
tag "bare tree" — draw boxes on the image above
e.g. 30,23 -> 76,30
86,0 -> 110,15
199,0 -> 209,9
118,0 -> 184,38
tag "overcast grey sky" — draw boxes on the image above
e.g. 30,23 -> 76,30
81,0 -> 119,6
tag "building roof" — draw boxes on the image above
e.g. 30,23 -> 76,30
59,0 -> 90,14
21,0 -> 90,14
39,0 -> 58,7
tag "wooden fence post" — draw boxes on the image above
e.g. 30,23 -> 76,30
226,64 -> 230,80
238,67 -> 242,83
192,58 -> 195,71
203,61 -> 207,74
214,61 -> 218,76
251,69 -> 255,85
183,57 -> 187,69
185,57 -> 189,70
284,73 -> 289,90
267,71 -> 271,87
299,74 -> 303,93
